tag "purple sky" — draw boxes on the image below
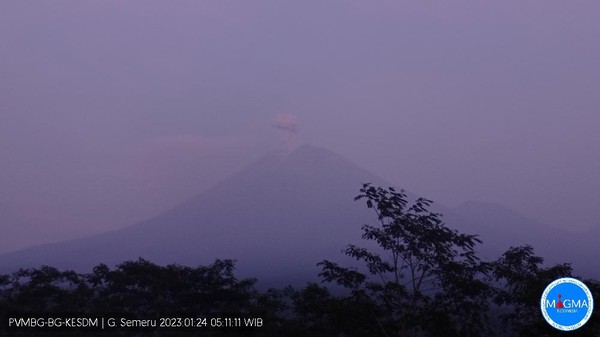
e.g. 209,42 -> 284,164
1,1 -> 599,253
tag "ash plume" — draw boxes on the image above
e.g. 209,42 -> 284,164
272,114 -> 299,150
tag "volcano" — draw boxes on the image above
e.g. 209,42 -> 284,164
1,144 -> 597,281
0,145 -> 392,283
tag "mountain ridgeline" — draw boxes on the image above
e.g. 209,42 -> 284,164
0,145 -> 597,281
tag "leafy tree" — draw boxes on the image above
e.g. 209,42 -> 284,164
0,260 -> 271,337
0,266 -> 92,314
290,282 -> 380,337
92,258 -> 257,317
318,184 -> 491,337
492,245 -> 600,336
2,185 -> 599,337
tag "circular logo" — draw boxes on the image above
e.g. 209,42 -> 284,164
540,277 -> 594,331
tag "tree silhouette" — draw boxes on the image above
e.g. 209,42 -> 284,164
1,184 -> 599,337
318,184 -> 491,337
492,245 -> 600,336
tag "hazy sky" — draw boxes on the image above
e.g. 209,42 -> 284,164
1,1 -> 599,253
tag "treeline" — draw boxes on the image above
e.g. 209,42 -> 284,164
0,259 -> 287,336
1,185 -> 598,337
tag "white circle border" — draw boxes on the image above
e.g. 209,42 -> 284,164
540,277 -> 594,331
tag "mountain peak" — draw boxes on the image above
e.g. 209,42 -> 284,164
291,143 -> 334,154
1,145 -> 599,280
268,144 -> 344,161
246,144 -> 366,177
0,144 -> 390,279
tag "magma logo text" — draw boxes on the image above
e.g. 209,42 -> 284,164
540,277 -> 594,331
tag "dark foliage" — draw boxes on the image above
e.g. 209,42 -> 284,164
318,184 -> 492,337
492,246 -> 600,336
1,184 -> 598,337
0,259 -> 286,337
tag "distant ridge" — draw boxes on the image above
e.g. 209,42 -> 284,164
0,145 -> 391,284
451,200 -> 598,276
1,144 -> 597,281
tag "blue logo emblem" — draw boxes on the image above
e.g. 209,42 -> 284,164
540,277 -> 594,331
